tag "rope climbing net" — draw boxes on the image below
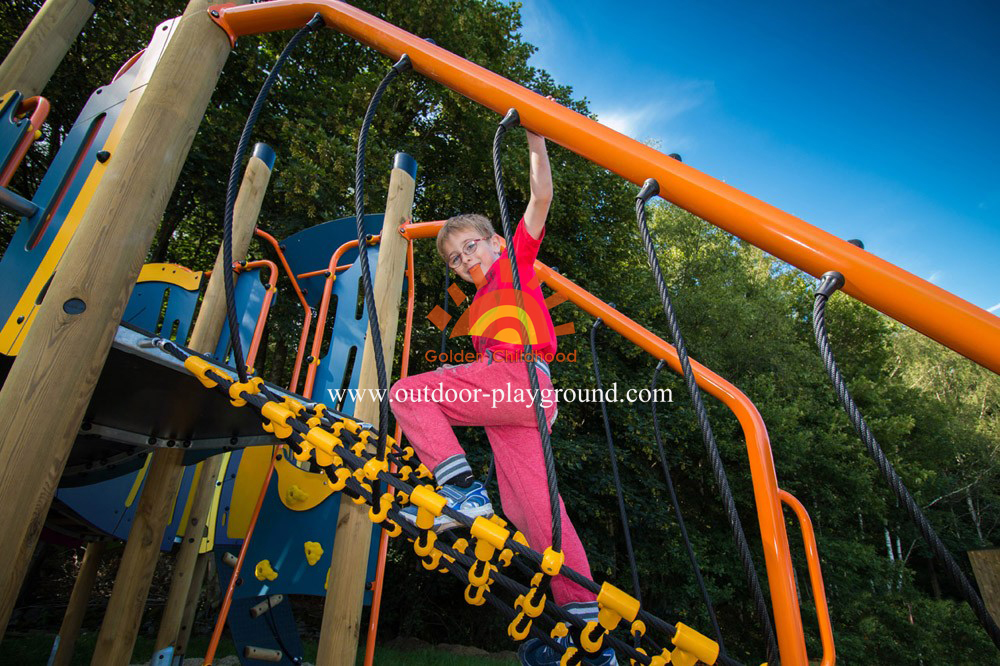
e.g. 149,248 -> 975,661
153,337 -> 732,666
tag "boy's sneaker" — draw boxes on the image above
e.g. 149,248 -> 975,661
400,481 -> 494,533
518,635 -> 618,666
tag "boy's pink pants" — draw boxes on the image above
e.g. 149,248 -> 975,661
390,357 -> 595,605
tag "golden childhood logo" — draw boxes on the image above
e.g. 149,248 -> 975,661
425,258 -> 577,363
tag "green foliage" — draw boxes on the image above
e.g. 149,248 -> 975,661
2,1 -> 997,663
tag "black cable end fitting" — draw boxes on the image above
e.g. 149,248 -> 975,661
847,238 -> 865,249
392,53 -> 412,73
668,153 -> 683,162
816,271 -> 845,299
305,13 -> 325,30
424,37 -> 437,46
499,108 -> 520,131
637,178 -> 659,203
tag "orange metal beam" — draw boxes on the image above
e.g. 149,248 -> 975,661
209,0 -> 1000,377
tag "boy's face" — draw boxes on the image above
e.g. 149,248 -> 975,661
443,228 -> 502,284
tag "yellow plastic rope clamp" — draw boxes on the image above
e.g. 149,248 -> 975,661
228,376 -> 263,407
294,442 -> 313,462
398,465 -> 413,481
541,547 -> 564,576
414,530 -> 437,557
468,559 -> 492,588
416,464 -> 433,479
352,441 -> 367,458
516,573 -> 547,618
184,356 -> 231,389
383,519 -> 402,538
631,648 -> 669,666
464,583 -> 487,606
671,622 -> 719,666
560,646 -> 581,666
369,492 -> 393,523
471,516 -> 511,562
630,619 -> 647,640
507,611 -> 532,641
421,550 -> 443,570
255,560 -> 278,581
304,541 -> 323,566
452,538 -> 469,554
580,621 -> 605,653
498,548 -> 515,567
551,623 -> 569,639
282,396 -> 305,416
305,427 -> 341,467
363,457 -> 388,481
401,446 -> 415,461
261,401 -> 294,439
328,468 -> 351,492
395,489 -> 410,504
338,417 -> 361,435
409,485 -> 447,530
596,581 -> 642,632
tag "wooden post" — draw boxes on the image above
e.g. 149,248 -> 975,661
969,548 -> 1000,626
49,541 -> 106,666
0,0 -> 237,638
175,552 -> 211,659
0,0 -> 95,98
92,141 -> 271,664
316,153 -> 416,666
154,145 -> 275,654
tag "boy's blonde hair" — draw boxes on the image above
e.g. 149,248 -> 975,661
436,213 -> 496,262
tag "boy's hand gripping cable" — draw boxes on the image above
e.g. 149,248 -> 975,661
635,179 -> 779,664
813,271 -> 1000,651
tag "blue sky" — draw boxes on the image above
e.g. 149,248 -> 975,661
517,0 -> 1000,315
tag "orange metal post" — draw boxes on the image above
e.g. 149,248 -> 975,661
210,0 -> 1000,376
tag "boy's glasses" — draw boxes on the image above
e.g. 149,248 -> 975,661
448,237 -> 491,269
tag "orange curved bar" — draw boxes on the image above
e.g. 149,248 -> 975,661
779,490 -> 835,666
364,239 -> 416,666
302,234 -> 381,398
0,95 -> 50,187
296,264 -> 351,280
210,0 -> 1000,376
254,229 -> 313,392
234,259 -> 279,371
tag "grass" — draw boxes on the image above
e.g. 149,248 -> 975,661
0,631 -> 519,665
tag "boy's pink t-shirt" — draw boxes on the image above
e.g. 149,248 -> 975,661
470,219 -> 557,360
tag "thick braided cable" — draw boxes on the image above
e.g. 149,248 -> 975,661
491,110 -> 561,552
354,54 -> 411,473
590,319 -> 642,608
652,360 -> 726,655
812,277 -> 1000,651
224,15 -> 324,383
634,181 -> 779,663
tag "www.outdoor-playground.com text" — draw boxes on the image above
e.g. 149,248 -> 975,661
326,383 -> 673,410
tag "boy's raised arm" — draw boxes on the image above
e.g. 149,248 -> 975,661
523,130 -> 552,240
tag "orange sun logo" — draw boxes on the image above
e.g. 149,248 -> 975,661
426,259 -> 575,346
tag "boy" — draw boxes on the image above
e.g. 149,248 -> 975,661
391,131 -> 617,665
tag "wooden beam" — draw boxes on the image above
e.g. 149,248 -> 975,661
0,0 -> 237,637
0,0 -> 94,98
970,548 -> 1000,626
92,134 -> 270,664
49,541 -> 106,666
175,552 -> 211,659
156,145 -> 273,652
316,153 -> 416,666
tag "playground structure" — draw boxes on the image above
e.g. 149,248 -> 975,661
0,1 -> 998,665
